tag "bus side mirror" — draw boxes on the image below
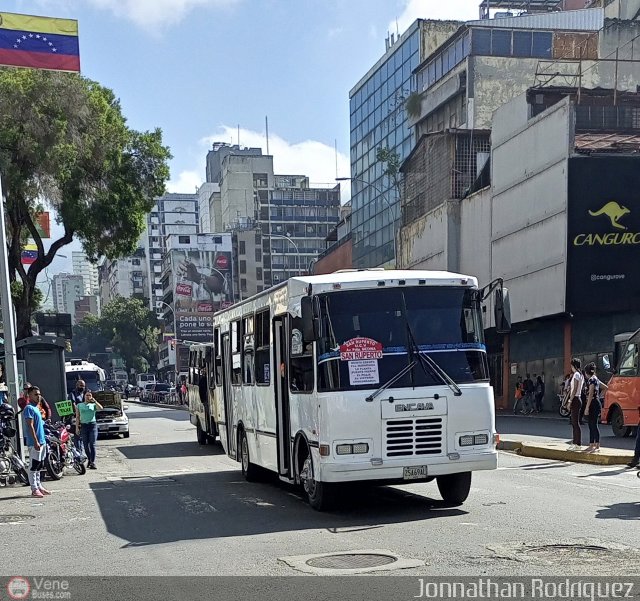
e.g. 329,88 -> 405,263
301,296 -> 319,342
494,287 -> 512,334
602,355 -> 612,372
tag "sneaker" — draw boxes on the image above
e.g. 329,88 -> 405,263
39,487 -> 51,495
567,444 -> 580,451
89,463 -> 97,470
31,489 -> 44,498
627,457 -> 639,468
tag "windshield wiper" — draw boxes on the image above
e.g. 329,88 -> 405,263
365,360 -> 416,402
400,292 -> 463,397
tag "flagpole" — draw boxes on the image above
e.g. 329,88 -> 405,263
0,174 -> 23,455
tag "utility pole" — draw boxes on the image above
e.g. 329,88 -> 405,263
0,176 -> 23,454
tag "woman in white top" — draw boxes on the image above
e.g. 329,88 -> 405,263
568,358 -> 584,450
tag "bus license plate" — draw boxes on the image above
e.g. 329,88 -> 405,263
403,466 -> 427,480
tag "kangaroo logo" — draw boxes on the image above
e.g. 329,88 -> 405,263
588,201 -> 630,231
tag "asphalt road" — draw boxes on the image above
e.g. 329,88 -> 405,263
1,403 -> 638,578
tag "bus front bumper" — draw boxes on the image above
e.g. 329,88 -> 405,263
317,452 -> 497,484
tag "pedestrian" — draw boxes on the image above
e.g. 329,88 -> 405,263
513,377 -> 523,414
583,362 -> 607,453
23,386 -> 51,498
567,358 -> 584,451
523,374 -> 534,414
180,381 -> 187,405
18,383 -> 31,410
534,375 -> 545,413
75,390 -> 103,470
68,380 -> 86,451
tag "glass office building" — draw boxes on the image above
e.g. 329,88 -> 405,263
349,22 -> 421,268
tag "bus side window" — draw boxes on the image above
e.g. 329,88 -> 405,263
255,310 -> 270,385
288,316 -> 313,393
214,328 -> 222,386
619,343 -> 638,377
242,315 -> 255,385
231,320 -> 242,385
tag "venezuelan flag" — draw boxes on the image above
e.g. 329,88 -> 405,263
21,243 -> 38,265
0,11 -> 79,73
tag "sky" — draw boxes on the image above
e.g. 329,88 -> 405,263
5,0 -> 483,287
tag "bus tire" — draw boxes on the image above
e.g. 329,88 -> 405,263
196,422 -> 208,445
299,449 -> 334,511
240,429 -> 258,482
610,407 -> 631,438
437,472 -> 472,506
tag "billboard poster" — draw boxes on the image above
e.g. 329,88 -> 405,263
567,156 -> 640,314
171,246 -> 233,343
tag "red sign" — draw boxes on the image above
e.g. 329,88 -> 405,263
221,301 -> 234,309
339,337 -> 383,361
176,283 -> 192,297
215,255 -> 229,269
197,302 -> 214,313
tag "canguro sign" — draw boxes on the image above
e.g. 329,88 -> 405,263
567,156 -> 640,313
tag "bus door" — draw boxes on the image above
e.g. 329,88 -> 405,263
201,347 -> 213,436
221,332 -> 236,459
274,317 -> 292,478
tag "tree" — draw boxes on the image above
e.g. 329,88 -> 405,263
71,314 -> 111,359
99,297 -> 160,374
0,68 -> 171,338
376,147 -> 402,196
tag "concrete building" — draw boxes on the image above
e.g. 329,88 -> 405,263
98,247 -> 148,307
261,177 -> 341,286
144,193 -> 199,316
349,19 -> 465,268
313,202 -> 353,275
52,273 -> 85,323
72,251 -> 99,295
397,84 -> 640,409
74,294 -> 100,324
196,182 -> 220,234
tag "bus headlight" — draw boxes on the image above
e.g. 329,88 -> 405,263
474,434 -> 488,445
459,435 -> 474,446
336,443 -> 369,455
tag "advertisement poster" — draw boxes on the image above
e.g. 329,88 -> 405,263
567,157 -> 640,313
171,246 -> 233,343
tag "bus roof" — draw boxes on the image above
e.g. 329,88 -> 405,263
294,269 -> 478,291
209,269 -> 479,325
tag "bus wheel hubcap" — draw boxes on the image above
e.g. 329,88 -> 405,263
302,457 -> 316,496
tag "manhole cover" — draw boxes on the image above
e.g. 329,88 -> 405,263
0,514 -> 36,524
306,553 -> 397,570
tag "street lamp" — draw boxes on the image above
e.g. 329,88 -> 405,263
336,176 -> 398,267
269,234 -> 301,279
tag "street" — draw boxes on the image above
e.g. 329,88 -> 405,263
1,403 -> 638,577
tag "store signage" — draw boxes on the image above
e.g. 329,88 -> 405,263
567,157 -> 640,313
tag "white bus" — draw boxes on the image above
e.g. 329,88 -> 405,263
65,360 -> 107,393
188,270 -> 511,510
136,373 -> 156,389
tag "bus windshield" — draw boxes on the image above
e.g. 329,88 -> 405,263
317,287 -> 488,393
66,371 -> 103,393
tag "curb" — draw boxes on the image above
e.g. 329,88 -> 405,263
498,439 -> 633,465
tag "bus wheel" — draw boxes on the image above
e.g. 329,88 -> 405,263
196,422 -> 208,445
437,472 -> 472,506
300,452 -> 333,511
610,407 -> 631,438
240,430 -> 258,482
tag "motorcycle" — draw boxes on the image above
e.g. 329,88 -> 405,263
43,421 -> 87,479
0,403 -> 29,487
